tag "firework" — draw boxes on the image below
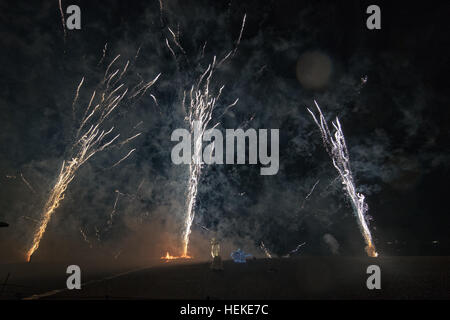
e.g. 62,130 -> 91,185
181,56 -> 226,258
260,241 -> 273,258
20,173 -> 36,194
25,57 -> 160,261
288,242 -> 306,256
307,101 -> 378,257
163,15 -> 245,258
299,179 -> 320,210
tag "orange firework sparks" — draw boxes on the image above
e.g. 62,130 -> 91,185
365,243 -> 378,258
25,55 -> 160,262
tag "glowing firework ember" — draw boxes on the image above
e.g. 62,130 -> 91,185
25,56 -> 160,262
307,101 -> 378,257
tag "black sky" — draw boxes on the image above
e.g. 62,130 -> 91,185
0,0 -> 449,263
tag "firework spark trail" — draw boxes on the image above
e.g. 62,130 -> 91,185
72,77 -> 84,123
79,228 -> 92,248
165,38 -> 176,60
120,132 -> 142,145
288,242 -> 306,255
20,173 -> 36,194
307,101 -> 378,257
194,222 -> 211,232
232,14 -> 246,57
109,148 -> 136,169
130,73 -> 161,99
132,121 -> 143,131
324,175 -> 340,190
168,27 -> 186,55
260,241 -> 272,258
150,94 -> 158,107
200,41 -> 207,59
25,59 -> 159,262
304,180 -> 320,201
135,45 -> 142,61
58,0 -> 66,42
165,15 -> 245,258
105,190 -> 121,231
137,178 -> 145,193
159,0 -> 164,26
181,57 -> 223,257
299,180 -> 320,210
21,216 -> 39,224
181,53 -> 241,257
238,113 -> 255,130
94,227 -> 101,242
112,190 -> 120,212
98,43 -> 108,66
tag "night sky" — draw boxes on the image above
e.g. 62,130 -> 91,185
0,0 -> 449,264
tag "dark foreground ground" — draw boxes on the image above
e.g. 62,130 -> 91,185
1,256 -> 449,300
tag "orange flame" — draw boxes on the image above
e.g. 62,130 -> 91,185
365,244 -> 378,257
160,251 -> 192,262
